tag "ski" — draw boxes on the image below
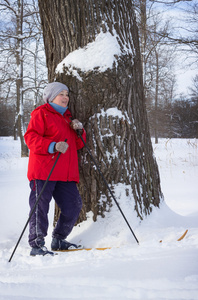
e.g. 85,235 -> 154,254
177,229 -> 188,241
55,247 -> 112,252
159,229 -> 188,243
54,229 -> 189,253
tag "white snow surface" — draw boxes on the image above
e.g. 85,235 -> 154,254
0,136 -> 198,300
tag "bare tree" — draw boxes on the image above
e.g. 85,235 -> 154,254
0,0 -> 47,154
0,0 -> 27,154
149,0 -> 198,64
188,74 -> 198,102
135,0 -> 178,141
38,0 -> 163,222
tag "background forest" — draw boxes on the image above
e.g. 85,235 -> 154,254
0,0 -> 198,144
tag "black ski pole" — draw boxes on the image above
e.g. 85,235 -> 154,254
77,131 -> 139,244
8,141 -> 66,263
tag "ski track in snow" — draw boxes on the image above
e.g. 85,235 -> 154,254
0,137 -> 198,300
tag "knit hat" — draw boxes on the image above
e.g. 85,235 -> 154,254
43,82 -> 69,103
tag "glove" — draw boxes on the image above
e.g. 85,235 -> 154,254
54,141 -> 69,153
70,119 -> 83,130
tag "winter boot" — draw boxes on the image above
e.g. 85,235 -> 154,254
51,237 -> 83,251
30,246 -> 55,256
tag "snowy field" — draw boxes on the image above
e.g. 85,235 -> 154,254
0,136 -> 198,300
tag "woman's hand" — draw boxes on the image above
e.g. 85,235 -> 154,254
54,141 -> 69,153
70,119 -> 83,130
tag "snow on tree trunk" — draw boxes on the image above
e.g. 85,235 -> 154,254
38,0 -> 163,221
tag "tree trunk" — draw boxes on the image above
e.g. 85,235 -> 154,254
154,50 -> 159,144
14,0 -> 28,157
38,0 -> 163,222
139,0 -> 147,87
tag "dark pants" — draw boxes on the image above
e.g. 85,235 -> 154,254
28,180 -> 82,248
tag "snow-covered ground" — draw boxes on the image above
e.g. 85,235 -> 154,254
0,137 -> 197,300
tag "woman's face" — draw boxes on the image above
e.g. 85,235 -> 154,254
52,90 -> 69,107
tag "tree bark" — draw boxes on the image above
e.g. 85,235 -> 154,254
14,0 -> 28,157
38,0 -> 163,222
154,50 -> 159,144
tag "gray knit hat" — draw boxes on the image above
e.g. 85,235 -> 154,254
43,82 -> 69,103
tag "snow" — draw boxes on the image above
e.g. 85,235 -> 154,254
0,136 -> 198,300
96,107 -> 130,123
56,31 -> 122,81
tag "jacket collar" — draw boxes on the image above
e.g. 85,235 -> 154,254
44,103 -> 72,117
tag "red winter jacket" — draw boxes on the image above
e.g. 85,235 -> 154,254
24,103 -> 86,183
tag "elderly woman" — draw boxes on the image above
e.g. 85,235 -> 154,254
24,82 -> 86,256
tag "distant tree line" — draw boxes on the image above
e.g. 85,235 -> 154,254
147,97 -> 198,139
1,93 -> 197,139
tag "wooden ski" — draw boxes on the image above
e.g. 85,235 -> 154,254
55,247 -> 112,252
159,229 -> 188,243
177,229 -> 188,241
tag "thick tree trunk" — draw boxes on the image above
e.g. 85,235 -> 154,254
39,0 -> 163,222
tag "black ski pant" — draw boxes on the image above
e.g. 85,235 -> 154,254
28,180 -> 82,248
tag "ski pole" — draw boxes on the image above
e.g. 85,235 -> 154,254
8,140 -> 66,262
77,131 -> 139,244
